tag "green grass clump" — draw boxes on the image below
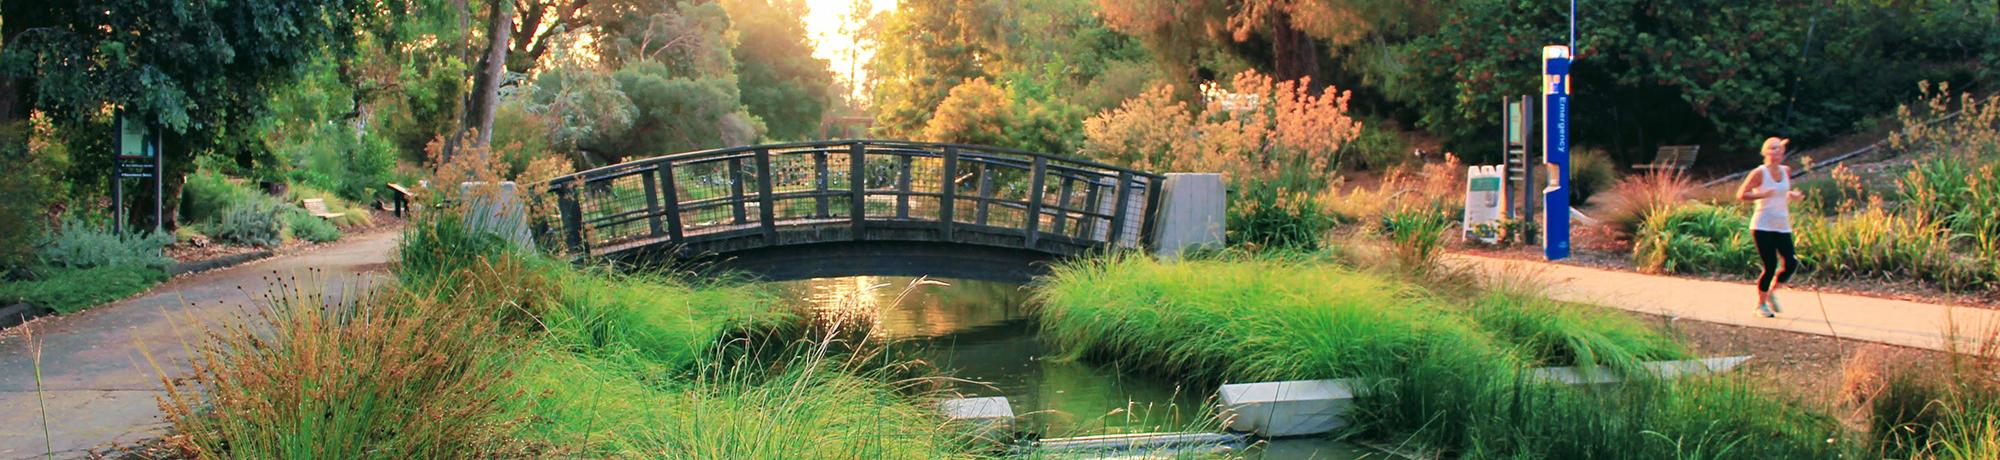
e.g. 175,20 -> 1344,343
1035,254 -> 1851,458
0,265 -> 167,313
1633,202 -> 1758,276
284,210 -> 342,243
206,199 -> 288,247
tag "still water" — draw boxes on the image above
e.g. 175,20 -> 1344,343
777,276 -> 1380,459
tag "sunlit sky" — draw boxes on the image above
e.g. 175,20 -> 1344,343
801,0 -> 897,102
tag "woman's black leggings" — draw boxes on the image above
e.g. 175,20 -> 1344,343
1753,230 -> 1798,292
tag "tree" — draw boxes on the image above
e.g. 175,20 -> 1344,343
590,60 -> 762,161
866,0 -> 1005,137
720,0 -> 834,141
1,0 -> 371,228
921,78 -> 1011,146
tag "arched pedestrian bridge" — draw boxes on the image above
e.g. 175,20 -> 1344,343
544,140 -> 1167,282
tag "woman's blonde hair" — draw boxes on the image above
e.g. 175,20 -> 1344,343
1761,137 -> 1789,152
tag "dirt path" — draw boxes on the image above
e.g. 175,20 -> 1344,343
0,230 -> 401,459
1448,253 -> 2000,353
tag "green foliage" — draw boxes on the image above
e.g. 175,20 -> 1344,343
284,211 -> 342,243
0,124 -> 53,278
1227,185 -> 1339,250
38,218 -> 174,272
1633,203 -> 1757,276
2,0 -> 376,185
1571,148 -> 1620,207
1035,255 -> 1850,458
593,61 -> 764,161
721,0 -> 835,141
207,200 -> 287,248
180,170 -> 261,225
1342,122 -> 1414,171
1381,206 -> 1455,272
528,63 -> 636,158
0,265 -> 167,314
1396,1 -> 1996,165
283,123 -> 398,203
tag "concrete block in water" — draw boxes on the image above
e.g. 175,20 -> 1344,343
1154,173 -> 1226,258
1024,432 -> 1248,456
459,181 -> 535,251
1216,379 -> 1360,438
940,396 -> 1014,437
1527,355 -> 1753,385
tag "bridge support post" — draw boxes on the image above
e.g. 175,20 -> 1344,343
557,184 -> 585,255
939,147 -> 958,237
1153,173 -> 1225,259
849,142 -> 865,240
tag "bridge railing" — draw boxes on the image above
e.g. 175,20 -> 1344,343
544,140 -> 1164,258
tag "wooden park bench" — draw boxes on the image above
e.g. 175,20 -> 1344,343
301,198 -> 346,220
385,183 -> 416,217
1634,145 -> 1700,172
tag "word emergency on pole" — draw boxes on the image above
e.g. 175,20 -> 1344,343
1541,45 -> 1572,261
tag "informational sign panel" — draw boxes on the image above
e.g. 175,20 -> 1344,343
1541,45 -> 1572,261
1463,165 -> 1507,244
112,112 -> 164,233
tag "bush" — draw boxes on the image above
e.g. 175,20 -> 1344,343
1381,206 -> 1454,272
180,169 -> 261,225
1633,202 -> 1758,276
284,211 -> 342,243
1228,185 -> 1338,250
0,124 -> 52,279
0,265 -> 167,314
207,199 -> 287,247
1601,171 -> 1695,239
1570,148 -> 1620,207
38,218 -> 174,272
1342,121 -> 1413,171
285,123 -> 398,203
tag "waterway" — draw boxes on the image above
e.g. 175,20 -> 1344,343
777,276 -> 1381,459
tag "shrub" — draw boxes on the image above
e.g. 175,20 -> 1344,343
1228,184 -> 1338,250
1381,206 -> 1454,272
38,218 -> 174,272
285,123 -> 398,203
1633,202 -> 1758,276
1601,171 -> 1694,239
284,211 -> 342,243
0,265 -> 168,313
1570,148 -> 1620,207
1343,121 -> 1413,171
180,169 -> 260,225
207,200 -> 286,247
0,123 -> 52,279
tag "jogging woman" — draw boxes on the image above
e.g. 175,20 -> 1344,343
1736,137 -> 1804,318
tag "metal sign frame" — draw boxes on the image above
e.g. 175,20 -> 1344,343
112,111 -> 164,234
1541,45 -> 1572,261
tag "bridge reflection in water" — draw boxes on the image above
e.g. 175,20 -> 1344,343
777,276 -> 1374,459
542,141 -> 1164,279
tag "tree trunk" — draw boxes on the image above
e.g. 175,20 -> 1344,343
1268,11 -> 1322,90
459,0 -> 512,158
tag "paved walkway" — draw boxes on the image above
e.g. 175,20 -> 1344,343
1447,253 -> 2000,353
0,230 -> 399,459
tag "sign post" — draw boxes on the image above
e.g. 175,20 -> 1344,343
1504,96 -> 1536,244
1541,46 -> 1572,261
113,112 -> 164,234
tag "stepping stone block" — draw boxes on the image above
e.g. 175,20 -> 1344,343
940,396 -> 1014,439
1527,355 -> 1753,385
1216,378 -> 1360,438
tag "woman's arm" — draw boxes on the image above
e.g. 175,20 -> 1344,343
1736,170 -> 1768,201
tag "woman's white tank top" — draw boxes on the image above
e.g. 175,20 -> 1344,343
1752,165 -> 1792,233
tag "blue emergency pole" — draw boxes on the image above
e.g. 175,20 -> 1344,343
1542,45 -> 1572,261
